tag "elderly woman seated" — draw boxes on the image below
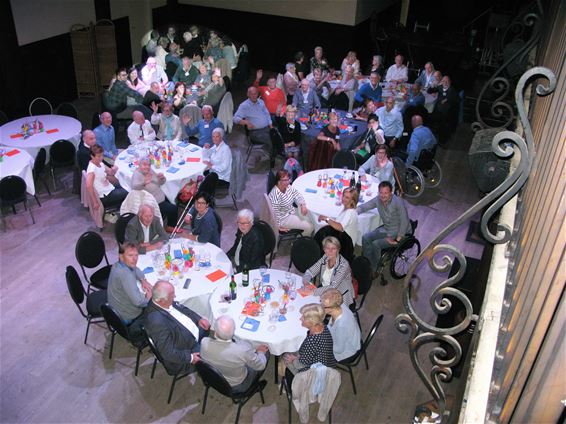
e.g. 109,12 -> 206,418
282,303 -> 337,378
203,127 -> 232,186
317,187 -> 359,243
131,157 -> 179,232
274,105 -> 301,159
183,192 -> 220,247
86,144 -> 128,210
302,236 -> 354,306
320,289 -> 361,361
227,209 -> 265,272
268,169 -> 313,235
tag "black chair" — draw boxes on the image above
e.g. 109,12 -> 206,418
196,361 -> 267,424
314,226 -> 354,263
75,231 -> 112,291
29,97 -> 53,116
0,110 -> 8,125
269,127 -> 286,168
244,127 -> 269,164
332,150 -> 357,170
186,172 -> 218,209
0,176 -> 35,224
266,169 -> 276,194
223,75 -> 232,92
49,140 -> 77,190
56,102 -> 79,119
350,256 -> 373,329
337,314 -> 383,395
253,220 -> 276,266
100,303 -> 147,376
146,334 -> 193,404
65,265 -> 107,344
289,237 -> 322,272
213,208 -> 223,241
114,213 -> 136,244
32,148 -> 51,202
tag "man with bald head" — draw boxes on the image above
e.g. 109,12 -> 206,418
143,281 -> 210,375
233,86 -> 273,156
77,129 -> 97,171
201,315 -> 269,393
93,112 -> 118,161
405,115 -> 437,166
124,204 -> 168,253
127,110 -> 156,144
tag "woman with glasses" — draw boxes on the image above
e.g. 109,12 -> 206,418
227,209 -> 265,272
183,192 -> 220,247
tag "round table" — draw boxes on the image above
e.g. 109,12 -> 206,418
209,269 -> 318,356
381,82 -> 437,112
0,115 -> 82,160
292,168 -> 382,245
0,148 -> 35,195
136,239 -> 233,318
301,109 -> 367,151
115,140 -> 207,203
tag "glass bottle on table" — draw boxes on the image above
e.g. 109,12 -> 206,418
229,275 -> 237,300
242,264 -> 249,287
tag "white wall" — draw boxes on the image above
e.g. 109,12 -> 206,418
10,0 -> 96,46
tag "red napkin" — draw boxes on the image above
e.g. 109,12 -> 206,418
297,284 -> 316,297
6,149 -> 20,157
186,157 -> 200,162
241,301 -> 261,316
10,134 -> 23,139
298,117 -> 309,123
206,269 -> 227,282
339,125 -> 348,130
46,128 -> 59,134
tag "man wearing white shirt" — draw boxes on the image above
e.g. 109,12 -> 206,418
127,111 -> 156,144
385,55 -> 409,83
143,281 -> 211,375
376,97 -> 404,148
415,62 -> 436,89
203,127 -> 232,184
141,56 -> 169,86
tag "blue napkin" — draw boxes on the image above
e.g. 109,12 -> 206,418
262,273 -> 270,283
358,197 -> 365,203
305,188 -> 317,194
278,314 -> 287,322
173,249 -> 183,259
167,167 -> 180,173
241,317 -> 260,332
142,267 -> 154,274
127,149 -> 135,154
118,156 -> 127,160
178,160 -> 185,165
334,174 -> 342,180
340,129 -> 348,134
189,147 -> 199,152
177,142 -> 189,148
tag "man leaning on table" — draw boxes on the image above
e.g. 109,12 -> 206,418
143,281 -> 211,374
124,204 -> 168,254
201,315 -> 269,393
107,242 -> 153,343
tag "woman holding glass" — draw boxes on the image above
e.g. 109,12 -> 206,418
317,187 -> 359,243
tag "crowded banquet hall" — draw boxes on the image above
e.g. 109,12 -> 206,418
1,1 -> 564,423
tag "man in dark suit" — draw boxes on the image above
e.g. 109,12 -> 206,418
143,280 -> 210,375
427,75 -> 459,145
77,129 -> 96,171
125,204 -> 168,254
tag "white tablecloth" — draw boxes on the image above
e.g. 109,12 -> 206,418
0,115 -> 82,159
293,168 -> 382,245
115,141 -> 207,203
136,240 -> 233,318
209,269 -> 318,356
0,148 -> 35,195
381,82 -> 437,112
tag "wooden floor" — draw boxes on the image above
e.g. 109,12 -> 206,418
0,95 -> 484,423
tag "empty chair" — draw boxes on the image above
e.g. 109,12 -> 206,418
65,265 -> 106,344
332,150 -> 357,170
314,225 -> 354,263
244,127 -> 269,164
196,360 -> 267,424
56,102 -> 79,119
337,314 -> 383,394
350,256 -> 373,329
75,231 -> 112,291
217,91 -> 234,134
253,220 -> 276,266
100,303 -> 147,376
114,213 -> 136,244
266,169 -> 276,194
0,175 -> 35,224
49,140 -> 76,190
32,147 -> 51,199
29,97 -> 53,116
289,237 -> 322,272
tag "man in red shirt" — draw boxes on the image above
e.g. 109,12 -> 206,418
253,69 -> 286,115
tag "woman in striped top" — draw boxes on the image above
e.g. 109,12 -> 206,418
268,169 -> 314,235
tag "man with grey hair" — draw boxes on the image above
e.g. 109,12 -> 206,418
201,315 -> 269,392
203,127 -> 232,183
127,110 -> 156,144
233,86 -> 273,156
292,78 -> 321,117
124,204 -> 168,253
93,112 -> 118,161
227,209 -> 265,272
182,104 -> 224,147
143,281 -> 210,374
150,102 -> 182,141
77,129 -> 97,171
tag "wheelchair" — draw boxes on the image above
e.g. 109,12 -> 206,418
392,147 -> 442,198
377,220 -> 421,284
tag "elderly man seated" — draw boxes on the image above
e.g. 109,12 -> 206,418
253,69 -> 286,115
376,97 -> 404,148
143,281 -> 210,374
77,129 -> 97,171
415,62 -> 436,89
354,71 -> 382,105
150,102 -> 182,141
143,82 -> 164,109
141,56 -> 171,91
108,242 -> 152,340
93,112 -> 119,162
385,54 -> 409,83
292,79 -> 321,118
127,110 -> 156,145
203,127 -> 232,185
173,56 -> 198,85
233,86 -> 273,156
182,105 -> 224,147
201,315 -> 269,393
404,115 -> 437,166
124,204 -> 168,253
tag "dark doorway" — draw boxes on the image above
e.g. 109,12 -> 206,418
113,16 -> 132,68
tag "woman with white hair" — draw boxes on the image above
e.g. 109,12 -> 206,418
310,46 -> 329,73
226,209 -> 265,272
203,127 -> 232,185
283,62 -> 299,104
367,55 -> 384,78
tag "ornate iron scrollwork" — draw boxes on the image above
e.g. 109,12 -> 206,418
472,2 -> 543,131
396,66 -> 556,423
